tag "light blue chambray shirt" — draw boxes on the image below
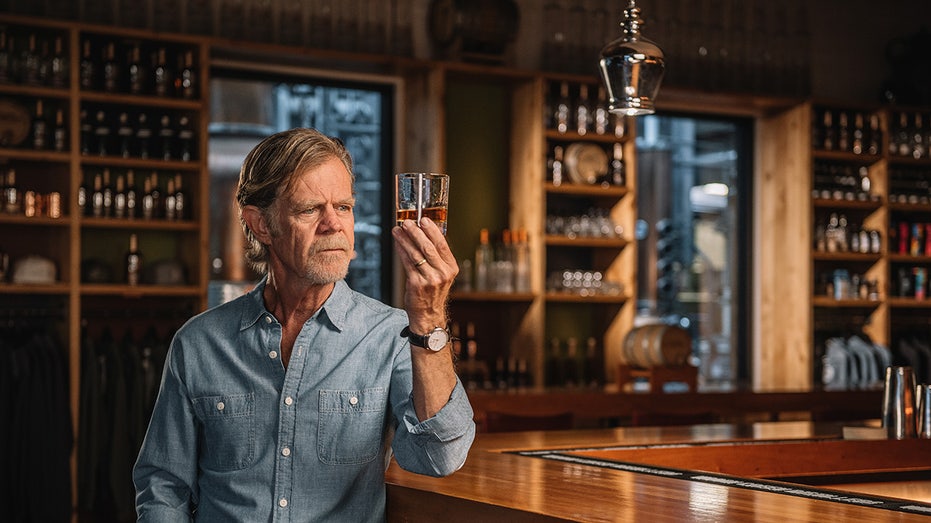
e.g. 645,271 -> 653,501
133,278 -> 475,522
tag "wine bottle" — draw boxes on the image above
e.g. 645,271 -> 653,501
157,114 -> 174,160
177,49 -> 196,99
79,109 -> 92,154
48,36 -> 68,88
575,84 -> 591,136
126,233 -> 142,285
102,41 -> 120,93
93,109 -> 111,156
152,47 -> 172,97
53,108 -> 66,152
19,33 -> 40,86
148,171 -> 162,219
554,81 -> 570,133
31,99 -> 48,150
141,174 -> 153,219
550,145 -> 564,186
114,173 -> 126,219
610,142 -> 625,186
3,168 -> 19,215
77,169 -> 88,216
176,115 -> 194,161
164,176 -> 176,221
474,228 -> 493,292
116,111 -> 133,158
135,112 -> 152,159
102,168 -> 114,217
127,43 -> 146,95
594,85 -> 609,135
125,169 -> 138,219
91,170 -> 104,217
172,173 -> 185,220
79,39 -> 95,90
0,28 -> 10,83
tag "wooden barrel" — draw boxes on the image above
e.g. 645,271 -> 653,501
622,324 -> 692,367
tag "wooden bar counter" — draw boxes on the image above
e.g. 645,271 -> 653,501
385,421 -> 931,522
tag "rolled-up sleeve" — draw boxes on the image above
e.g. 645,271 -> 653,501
391,380 -> 476,477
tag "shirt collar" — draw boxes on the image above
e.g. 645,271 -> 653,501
239,276 -> 352,333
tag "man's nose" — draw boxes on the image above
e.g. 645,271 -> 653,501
318,205 -> 343,231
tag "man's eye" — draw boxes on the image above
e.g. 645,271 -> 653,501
338,204 -> 353,212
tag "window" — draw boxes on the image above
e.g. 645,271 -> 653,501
635,114 -> 753,389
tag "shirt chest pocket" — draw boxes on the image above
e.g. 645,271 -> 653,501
192,392 -> 256,471
317,388 -> 387,465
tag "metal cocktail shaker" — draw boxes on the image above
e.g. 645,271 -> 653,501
881,366 -> 917,439
917,383 -> 931,439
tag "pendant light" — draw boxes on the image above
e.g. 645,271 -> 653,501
598,0 -> 666,116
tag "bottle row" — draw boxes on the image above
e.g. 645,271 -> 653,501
889,221 -> 931,257
816,270 -> 880,301
0,26 -> 68,88
458,228 -> 531,294
451,321 -> 531,392
0,97 -> 67,151
1,167 -> 61,218
891,266 -> 931,299
545,336 -> 604,389
813,213 -> 882,254
544,81 -> 627,138
811,107 -> 883,155
889,166 -> 931,205
547,269 -> 624,297
81,108 -> 197,162
547,142 -> 626,187
79,36 -> 197,99
811,161 -> 876,202
889,110 -> 930,160
78,168 -> 189,221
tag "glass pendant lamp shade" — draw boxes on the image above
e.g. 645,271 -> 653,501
598,0 -> 665,116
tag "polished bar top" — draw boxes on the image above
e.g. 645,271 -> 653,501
385,421 -> 931,522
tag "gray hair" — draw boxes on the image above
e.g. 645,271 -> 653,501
236,128 -> 353,274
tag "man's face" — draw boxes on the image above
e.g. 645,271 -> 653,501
265,157 -> 356,285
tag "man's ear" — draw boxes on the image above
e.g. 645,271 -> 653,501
241,205 -> 272,245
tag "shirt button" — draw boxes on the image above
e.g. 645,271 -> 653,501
281,447 -> 291,457
269,350 -> 278,359
216,401 -> 225,411
278,498 -> 288,508
284,396 -> 294,406
349,396 -> 359,406
265,316 -> 273,323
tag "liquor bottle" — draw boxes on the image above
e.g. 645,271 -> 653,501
164,176 -> 176,221
3,168 -> 19,214
141,175 -> 153,219
77,169 -> 88,216
126,233 -> 143,285
549,144 -> 564,186
157,114 -> 174,160
474,228 -> 493,292
575,84 -> 591,135
172,173 -> 185,220
821,109 -> 835,151
912,113 -> 925,160
135,112 -> 152,159
102,41 -> 121,93
79,39 -> 95,90
116,111 -> 133,158
896,112 -> 911,157
148,171 -> 162,219
102,168 -> 114,217
114,173 -> 126,219
152,47 -> 172,97
176,115 -> 194,161
53,108 -> 66,152
91,170 -> 104,217
127,43 -> 146,95
554,81 -> 570,133
0,28 -> 10,83
867,113 -> 881,155
609,142 -> 625,186
851,112 -> 864,155
19,33 -> 40,85
563,337 -> 580,387
837,111 -> 849,152
584,337 -> 601,388
546,338 -> 563,387
92,109 -> 112,156
125,169 -> 138,219
48,36 -> 68,88
31,99 -> 48,150
177,49 -> 196,99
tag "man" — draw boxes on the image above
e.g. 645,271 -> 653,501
133,128 -> 475,521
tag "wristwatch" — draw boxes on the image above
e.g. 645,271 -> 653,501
402,326 -> 450,352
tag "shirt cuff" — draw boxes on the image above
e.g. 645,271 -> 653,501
403,379 -> 474,443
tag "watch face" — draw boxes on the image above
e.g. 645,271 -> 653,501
427,328 -> 450,351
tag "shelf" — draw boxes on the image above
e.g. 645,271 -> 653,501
80,91 -> 204,110
888,297 -> 931,308
888,202 -> 931,213
544,129 -> 629,144
0,82 -> 71,100
545,235 -> 628,249
80,217 -> 199,231
79,284 -> 203,297
811,251 -> 882,263
812,149 -> 883,164
0,147 -> 72,162
887,155 -> 931,167
544,182 -> 628,198
887,253 -> 931,263
451,291 -> 536,303
812,296 -> 882,308
812,197 -> 883,211
0,215 -> 70,226
0,282 -> 70,295
79,155 -> 202,171
545,292 -> 628,304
